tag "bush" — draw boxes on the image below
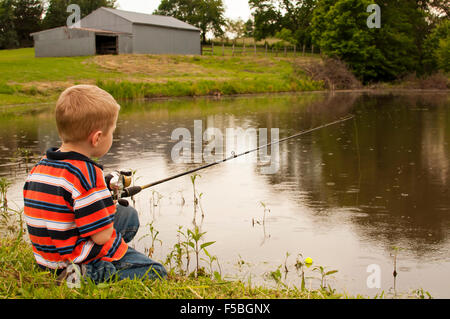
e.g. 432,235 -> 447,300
298,58 -> 362,90
396,72 -> 449,90
423,20 -> 450,74
437,37 -> 449,73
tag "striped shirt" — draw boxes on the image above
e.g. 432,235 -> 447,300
23,148 -> 128,270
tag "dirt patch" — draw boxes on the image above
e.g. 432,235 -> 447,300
91,54 -> 211,77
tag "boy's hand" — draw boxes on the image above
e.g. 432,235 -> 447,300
104,173 -> 117,191
105,173 -> 130,207
105,172 -> 119,204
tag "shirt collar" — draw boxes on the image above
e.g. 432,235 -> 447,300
46,147 -> 104,170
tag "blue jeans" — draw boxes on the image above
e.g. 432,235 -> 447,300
85,204 -> 167,284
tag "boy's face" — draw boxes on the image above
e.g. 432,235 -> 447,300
91,116 -> 117,158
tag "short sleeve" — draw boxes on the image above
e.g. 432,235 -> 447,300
73,168 -> 116,238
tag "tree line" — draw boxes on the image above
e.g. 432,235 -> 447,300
155,0 -> 448,82
0,0 -> 448,83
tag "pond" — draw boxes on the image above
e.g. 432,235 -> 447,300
1,90 -> 450,298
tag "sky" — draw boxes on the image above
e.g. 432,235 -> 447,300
116,0 -> 252,21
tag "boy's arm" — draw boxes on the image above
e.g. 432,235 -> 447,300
91,226 -> 114,245
74,168 -> 117,246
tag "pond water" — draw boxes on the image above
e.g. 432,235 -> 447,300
1,91 -> 450,298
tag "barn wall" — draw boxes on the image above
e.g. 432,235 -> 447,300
33,28 -> 95,57
33,9 -> 201,57
81,8 -> 133,33
132,24 -> 201,55
118,34 -> 133,54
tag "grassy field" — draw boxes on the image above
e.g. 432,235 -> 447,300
0,47 -> 323,111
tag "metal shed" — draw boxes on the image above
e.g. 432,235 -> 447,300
31,7 -> 201,57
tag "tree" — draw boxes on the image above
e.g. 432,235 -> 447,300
425,0 -> 449,18
42,0 -> 70,29
0,0 -> 19,49
248,0 -> 282,40
244,18 -> 254,38
274,28 -> 297,45
0,0 -> 43,49
288,0 -> 317,48
423,19 -> 450,73
311,0 -> 432,83
249,0 -> 317,47
13,0 -> 44,47
42,0 -> 116,29
225,18 -> 246,42
154,0 -> 226,43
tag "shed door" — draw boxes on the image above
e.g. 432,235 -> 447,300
96,35 -> 118,55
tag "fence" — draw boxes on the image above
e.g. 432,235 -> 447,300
201,42 -> 319,58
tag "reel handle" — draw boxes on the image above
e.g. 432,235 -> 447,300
117,199 -> 129,207
121,186 -> 143,198
111,186 -> 142,199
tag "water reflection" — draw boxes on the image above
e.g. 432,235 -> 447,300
1,91 -> 450,297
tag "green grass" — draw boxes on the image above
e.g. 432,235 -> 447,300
0,48 -> 324,111
95,54 -> 323,100
0,48 -> 122,83
0,237 -> 352,299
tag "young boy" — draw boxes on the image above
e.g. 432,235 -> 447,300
23,85 -> 167,286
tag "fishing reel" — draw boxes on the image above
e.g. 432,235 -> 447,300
105,169 -> 133,207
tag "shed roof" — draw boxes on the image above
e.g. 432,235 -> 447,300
99,7 -> 200,32
30,26 -> 131,37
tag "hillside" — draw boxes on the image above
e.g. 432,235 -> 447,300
0,48 -> 323,111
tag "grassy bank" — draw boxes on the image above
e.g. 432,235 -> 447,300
0,178 -> 353,300
0,237 -> 352,299
0,48 -> 323,111
0,173 -> 433,299
1,48 -> 447,115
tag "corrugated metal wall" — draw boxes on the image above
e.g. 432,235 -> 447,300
133,24 -> 201,55
33,28 -> 95,57
118,34 -> 133,54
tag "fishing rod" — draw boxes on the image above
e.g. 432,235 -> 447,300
110,114 -> 354,204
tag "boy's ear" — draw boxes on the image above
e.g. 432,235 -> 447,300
89,130 -> 103,147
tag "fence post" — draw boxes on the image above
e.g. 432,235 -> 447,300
312,44 -> 314,54
222,42 -> 225,56
254,43 -> 256,56
302,44 -> 305,56
284,45 -> 287,57
232,43 -> 235,56
211,42 -> 214,55
265,43 -> 268,56
243,42 -> 246,55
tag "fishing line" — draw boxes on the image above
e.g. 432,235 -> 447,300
119,114 -> 355,198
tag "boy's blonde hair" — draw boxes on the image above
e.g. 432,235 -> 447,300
55,85 -> 120,143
